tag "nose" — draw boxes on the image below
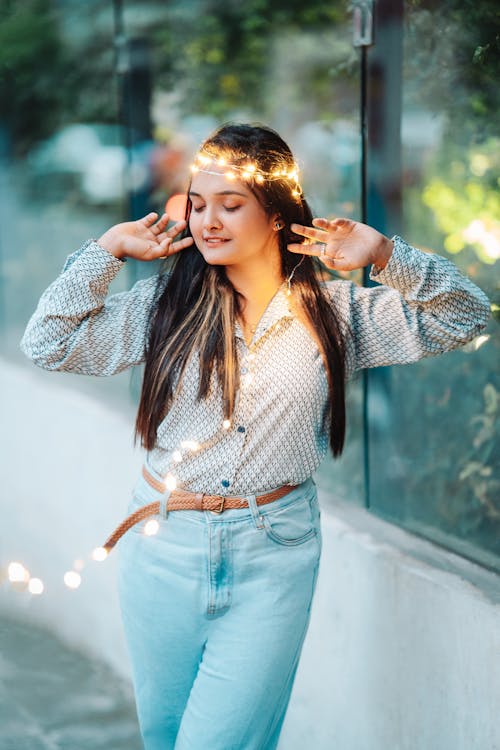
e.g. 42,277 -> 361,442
203,205 -> 223,231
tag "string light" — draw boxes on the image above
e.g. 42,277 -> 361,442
190,150 -> 303,199
180,440 -> 200,451
64,571 -> 81,590
28,578 -> 44,595
242,372 -> 253,388
144,519 -> 160,536
165,473 -> 177,491
8,561 -> 29,583
92,547 -> 108,562
4,420 -> 253,595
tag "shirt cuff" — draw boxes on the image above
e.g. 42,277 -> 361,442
369,235 -> 430,294
62,239 -> 126,274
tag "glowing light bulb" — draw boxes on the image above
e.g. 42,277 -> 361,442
190,165 -> 199,173
144,519 -> 160,536
181,440 -> 200,451
292,190 -> 301,198
199,154 -> 211,165
64,571 -> 81,589
255,174 -> 264,184
92,547 -> 108,562
28,577 -> 44,595
225,170 -> 236,180
473,334 -> 490,350
172,450 -> 182,463
8,562 -> 29,583
165,473 -> 177,491
242,372 -> 253,388
223,419 -> 231,430
217,157 -> 227,166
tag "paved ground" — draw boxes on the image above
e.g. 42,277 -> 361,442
0,614 -> 142,750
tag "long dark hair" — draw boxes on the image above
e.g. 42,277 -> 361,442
135,123 -> 346,456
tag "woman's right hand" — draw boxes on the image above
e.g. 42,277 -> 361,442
98,212 -> 194,261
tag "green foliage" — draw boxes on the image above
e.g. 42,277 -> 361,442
405,0 -> 500,139
0,0 -> 65,149
421,139 -> 500,264
457,382 -> 500,527
153,0 -> 346,118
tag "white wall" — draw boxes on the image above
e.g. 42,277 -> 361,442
0,359 -> 142,678
281,506 -> 500,750
2,359 -> 499,750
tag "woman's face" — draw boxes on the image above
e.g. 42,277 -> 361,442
188,169 -> 280,270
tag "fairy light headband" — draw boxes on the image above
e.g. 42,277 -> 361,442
190,149 -> 303,199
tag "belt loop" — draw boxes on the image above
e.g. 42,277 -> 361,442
159,490 -> 172,520
246,494 -> 265,530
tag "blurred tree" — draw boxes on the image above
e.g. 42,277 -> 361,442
405,0 -> 500,141
0,0 -> 118,154
421,138 -> 500,264
0,0 -> 66,152
152,0 -> 346,118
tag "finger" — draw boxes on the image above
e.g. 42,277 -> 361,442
287,242 -> 325,256
290,225 -> 330,244
158,235 -> 194,257
169,235 -> 194,253
138,212 -> 159,228
313,217 -> 355,234
167,219 -> 187,238
153,212 -> 170,234
157,219 -> 188,243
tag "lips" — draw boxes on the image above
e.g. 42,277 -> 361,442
202,236 -> 230,246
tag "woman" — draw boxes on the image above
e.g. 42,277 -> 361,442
21,123 -> 490,750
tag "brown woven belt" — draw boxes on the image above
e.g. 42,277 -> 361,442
101,466 -> 297,553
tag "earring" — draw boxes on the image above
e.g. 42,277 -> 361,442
274,219 -> 285,231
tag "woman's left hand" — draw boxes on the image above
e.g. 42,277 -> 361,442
288,217 -> 394,272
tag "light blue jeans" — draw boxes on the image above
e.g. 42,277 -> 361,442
118,466 -> 322,750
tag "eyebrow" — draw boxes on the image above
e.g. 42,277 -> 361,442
188,190 -> 248,198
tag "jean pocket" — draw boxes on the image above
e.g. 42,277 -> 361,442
125,478 -> 163,535
261,493 -> 319,547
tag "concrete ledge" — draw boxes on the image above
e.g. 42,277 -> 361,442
0,358 -> 142,679
282,500 -> 500,750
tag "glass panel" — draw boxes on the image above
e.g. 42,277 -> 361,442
142,0 -> 364,502
0,1 -> 363,483
0,1 -> 131,407
368,1 -> 499,569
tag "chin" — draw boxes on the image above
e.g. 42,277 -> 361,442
199,249 -> 237,266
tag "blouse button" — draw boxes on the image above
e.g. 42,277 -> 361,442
221,479 -> 230,488
237,425 -> 246,433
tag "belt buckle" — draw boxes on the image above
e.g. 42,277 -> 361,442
212,496 -> 226,514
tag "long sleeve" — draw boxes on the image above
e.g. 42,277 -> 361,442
20,240 -> 164,376
327,236 -> 491,378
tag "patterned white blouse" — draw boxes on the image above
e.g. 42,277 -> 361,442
20,236 -> 490,495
